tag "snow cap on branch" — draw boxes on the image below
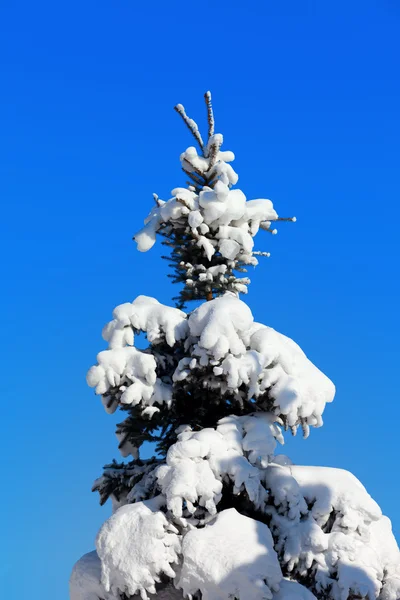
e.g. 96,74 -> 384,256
96,497 -> 180,599
178,509 -> 282,600
88,292 -> 335,455
177,293 -> 335,432
156,414 -> 282,520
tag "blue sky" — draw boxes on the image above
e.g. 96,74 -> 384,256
1,1 -> 399,598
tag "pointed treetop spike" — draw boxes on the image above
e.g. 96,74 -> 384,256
174,102 -> 204,151
204,91 -> 215,139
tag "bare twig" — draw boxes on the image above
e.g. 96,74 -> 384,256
182,168 -> 205,187
204,91 -> 215,140
273,216 -> 297,222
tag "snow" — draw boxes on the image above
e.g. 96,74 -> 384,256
272,579 -> 317,600
250,323 -> 335,430
134,179 -> 278,264
156,430 -> 224,518
133,130 -> 282,290
365,518 -> 400,600
369,516 -> 400,570
196,234 -> 216,261
188,293 -> 253,359
87,295 -> 189,432
240,413 -> 284,467
290,465 -> 381,535
70,551 -> 118,600
217,224 -> 254,254
70,551 -> 184,600
133,165 -> 281,294
218,237 -> 241,259
380,574 -> 400,600
265,463 -> 400,600
314,530 -> 389,600
87,347 -> 156,398
233,198 -> 278,236
105,296 -> 188,348
86,344 -> 173,425
188,209 -> 203,228
96,497 -> 180,599
181,142 -> 238,187
88,293 -> 335,454
180,294 -> 335,432
177,508 -> 282,600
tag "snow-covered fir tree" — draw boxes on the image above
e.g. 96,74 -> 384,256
70,93 -> 400,600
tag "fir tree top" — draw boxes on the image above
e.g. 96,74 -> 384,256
134,91 -> 295,308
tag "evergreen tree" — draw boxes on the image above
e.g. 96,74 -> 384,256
71,93 -> 400,600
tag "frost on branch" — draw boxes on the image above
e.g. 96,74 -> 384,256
177,508 -> 282,600
96,497 -> 180,599
133,92 -> 294,307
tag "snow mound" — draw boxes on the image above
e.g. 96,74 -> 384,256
380,574 -> 400,600
70,551 -> 117,600
272,579 -> 317,599
96,497 -> 180,599
290,465 -> 381,536
70,551 -> 185,600
177,508 -> 282,600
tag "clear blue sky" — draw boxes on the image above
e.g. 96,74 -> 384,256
1,1 -> 399,598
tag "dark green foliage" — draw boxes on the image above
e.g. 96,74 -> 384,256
93,457 -> 161,507
160,222 -> 251,309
